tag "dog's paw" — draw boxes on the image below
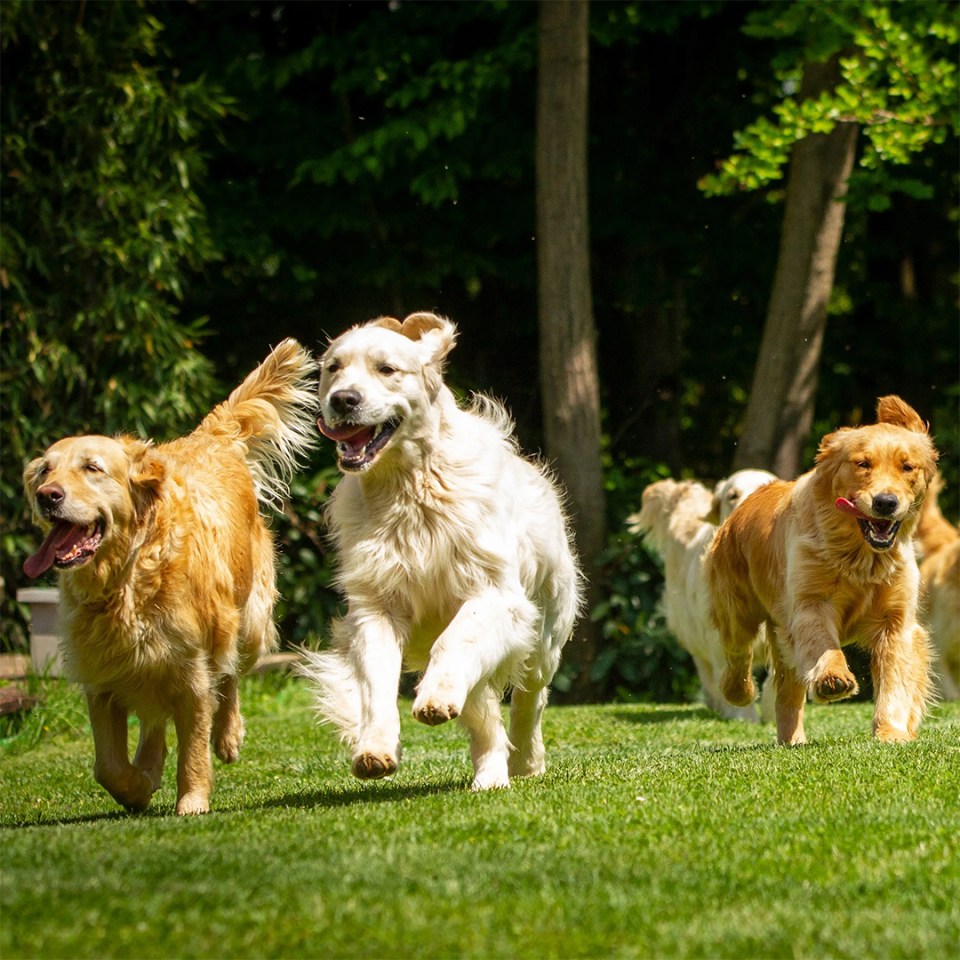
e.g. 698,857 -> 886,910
873,722 -> 913,743
720,669 -> 756,707
812,671 -> 859,703
213,727 -> 244,765
175,792 -> 210,816
412,699 -> 460,726
351,752 -> 398,780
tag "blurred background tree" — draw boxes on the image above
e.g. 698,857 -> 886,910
2,0 -> 956,702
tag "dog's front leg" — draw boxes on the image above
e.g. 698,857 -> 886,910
350,613 -> 404,780
791,601 -> 859,703
413,588 -> 537,727
870,622 -> 933,742
87,691 -> 157,812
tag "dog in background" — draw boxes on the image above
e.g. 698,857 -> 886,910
23,341 -> 316,814
630,469 -> 776,721
916,473 -> 960,699
299,312 -> 582,790
706,396 -> 938,745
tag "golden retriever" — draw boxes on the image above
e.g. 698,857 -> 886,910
916,473 -> 960,699
22,341 -> 316,814
630,470 -> 776,721
299,312 -> 582,790
706,396 -> 938,745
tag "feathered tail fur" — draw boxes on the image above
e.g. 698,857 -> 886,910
197,339 -> 318,507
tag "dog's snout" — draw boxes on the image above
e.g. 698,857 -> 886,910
872,493 -> 899,517
330,389 -> 362,416
36,483 -> 65,512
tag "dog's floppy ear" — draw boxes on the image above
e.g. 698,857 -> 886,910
814,428 -> 854,467
371,316 -> 403,333
876,395 -> 929,434
398,312 -> 457,364
123,438 -> 165,510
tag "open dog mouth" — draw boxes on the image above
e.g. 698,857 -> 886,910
317,415 -> 400,471
23,519 -> 105,578
835,498 -> 901,551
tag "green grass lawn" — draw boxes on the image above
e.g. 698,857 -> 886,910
1,676 -> 958,960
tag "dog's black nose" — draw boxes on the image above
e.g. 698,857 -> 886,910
872,493 -> 899,517
330,390 -> 362,416
36,483 -> 65,512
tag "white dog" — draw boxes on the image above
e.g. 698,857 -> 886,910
299,312 -> 582,790
629,469 -> 776,720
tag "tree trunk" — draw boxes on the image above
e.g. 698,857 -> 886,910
536,0 -> 606,700
733,57 -> 859,479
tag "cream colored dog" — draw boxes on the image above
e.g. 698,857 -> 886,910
916,473 -> 960,699
23,341 -> 316,814
707,396 -> 938,745
630,469 -> 776,720
300,312 -> 582,790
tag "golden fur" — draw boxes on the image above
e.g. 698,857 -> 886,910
299,312 -> 582,790
22,341 -> 316,814
629,470 -> 776,721
916,474 -> 960,699
706,396 -> 938,745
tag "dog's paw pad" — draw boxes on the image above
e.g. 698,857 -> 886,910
352,753 -> 398,780
813,673 -> 859,703
412,699 -> 460,726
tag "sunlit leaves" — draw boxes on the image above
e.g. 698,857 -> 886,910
700,1 -> 958,198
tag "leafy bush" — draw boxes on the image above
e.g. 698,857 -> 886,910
0,2 -> 230,649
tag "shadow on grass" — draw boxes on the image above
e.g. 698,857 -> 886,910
259,777 -> 467,812
611,704 -> 718,725
0,776 -> 469,830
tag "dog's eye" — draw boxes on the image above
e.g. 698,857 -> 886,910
378,364 -> 398,376
83,462 -> 104,474
325,361 -> 342,374
902,463 -> 915,473
856,460 -> 871,470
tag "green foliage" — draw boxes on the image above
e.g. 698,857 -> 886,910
2,680 -> 959,958
571,457 -> 699,703
0,1 -> 231,647
700,1 -> 959,199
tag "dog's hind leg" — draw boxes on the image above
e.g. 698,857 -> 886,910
212,673 -> 245,763
87,691 -> 157,812
461,686 -> 512,790
771,648 -> 808,746
172,688 -> 214,815
133,721 -> 168,795
507,684 -> 548,779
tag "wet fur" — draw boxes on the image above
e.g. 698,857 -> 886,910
299,312 -> 583,790
22,341 -> 316,814
706,396 -> 938,745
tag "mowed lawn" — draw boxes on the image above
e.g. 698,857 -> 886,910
1,676 -> 958,960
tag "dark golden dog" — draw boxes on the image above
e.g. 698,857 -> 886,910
23,341 -> 315,814
706,396 -> 938,745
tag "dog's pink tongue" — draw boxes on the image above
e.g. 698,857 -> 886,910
23,520 -> 82,578
835,497 -> 866,518
317,416 -> 371,444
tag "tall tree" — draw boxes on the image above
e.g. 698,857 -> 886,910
0,1 -> 226,647
733,57 -> 859,477
701,0 -> 959,477
536,0 -> 606,697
